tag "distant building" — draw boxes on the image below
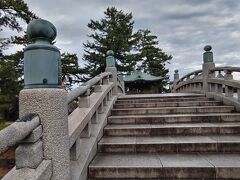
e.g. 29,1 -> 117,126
123,69 -> 165,94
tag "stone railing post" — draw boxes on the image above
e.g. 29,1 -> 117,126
224,70 -> 234,97
19,19 -> 70,179
173,69 -> 179,92
105,50 -> 117,95
202,45 -> 215,93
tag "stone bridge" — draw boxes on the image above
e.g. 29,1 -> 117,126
0,19 -> 240,179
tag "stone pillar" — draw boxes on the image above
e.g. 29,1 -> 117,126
173,69 -> 179,92
202,45 -> 215,93
19,19 -> 70,180
224,70 -> 233,97
105,50 -> 118,95
117,74 -> 125,94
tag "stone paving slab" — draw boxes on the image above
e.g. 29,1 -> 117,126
115,97 -> 210,104
159,153 -> 215,179
99,136 -> 136,144
89,153 -> 162,167
99,135 -> 240,145
98,135 -> 240,153
104,122 -> 240,136
111,106 -> 234,116
108,113 -> 240,124
89,93 -> 240,179
118,93 -> 205,99
200,153 -> 240,179
105,122 -> 240,129
89,153 -> 163,178
114,100 -> 221,108
89,153 -> 240,179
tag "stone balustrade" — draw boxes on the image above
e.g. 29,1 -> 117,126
0,19 -> 125,180
0,114 -> 39,155
172,45 -> 240,111
1,114 -> 53,179
67,72 -> 112,104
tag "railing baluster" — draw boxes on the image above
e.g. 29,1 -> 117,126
225,86 -> 234,97
91,110 -> 98,124
237,89 -> 240,102
80,121 -> 91,138
98,102 -> 104,114
70,136 -> 81,161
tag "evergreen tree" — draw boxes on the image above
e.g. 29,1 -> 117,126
0,0 -> 35,120
61,53 -> 82,89
0,51 -> 23,120
136,29 -> 172,92
137,29 -> 172,77
0,1 -> 83,119
82,7 -> 138,80
0,0 -> 36,49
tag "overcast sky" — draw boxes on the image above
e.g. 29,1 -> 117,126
4,0 -> 240,80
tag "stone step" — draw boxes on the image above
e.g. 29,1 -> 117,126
111,106 -> 234,116
98,135 -> 240,153
89,153 -> 240,179
108,113 -> 240,124
113,100 -> 222,108
115,97 -> 210,104
104,122 -> 240,136
117,93 -> 205,100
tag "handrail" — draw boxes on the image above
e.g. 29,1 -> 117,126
176,69 -> 202,84
0,113 -> 40,154
68,82 -> 114,148
117,76 -> 123,86
67,72 -> 112,104
210,66 -> 240,72
175,78 -> 203,88
173,63 -> 240,97
208,78 -> 240,90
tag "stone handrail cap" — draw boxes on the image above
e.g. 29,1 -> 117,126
107,50 -> 114,56
204,45 -> 212,52
27,19 -> 57,42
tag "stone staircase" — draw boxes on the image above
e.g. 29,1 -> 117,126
88,94 -> 240,179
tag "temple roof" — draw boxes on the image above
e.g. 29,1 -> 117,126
123,70 -> 164,82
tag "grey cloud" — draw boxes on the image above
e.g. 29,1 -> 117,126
3,0 -> 240,80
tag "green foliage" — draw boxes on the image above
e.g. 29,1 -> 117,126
0,121 -> 12,130
61,53 -> 82,89
0,0 -> 36,49
83,7 -> 172,91
83,7 -> 139,80
137,29 -> 172,77
0,0 -> 36,30
0,51 -> 23,120
0,0 -> 35,120
0,1 -> 83,120
136,29 -> 172,92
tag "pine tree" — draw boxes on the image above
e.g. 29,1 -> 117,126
137,29 -> 172,76
137,29 -> 172,92
0,0 -> 36,49
0,51 -> 23,120
0,0 -> 36,120
0,1 -> 83,119
61,53 -> 82,89
82,7 -> 139,80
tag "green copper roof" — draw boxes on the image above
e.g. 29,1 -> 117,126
123,70 -> 164,82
